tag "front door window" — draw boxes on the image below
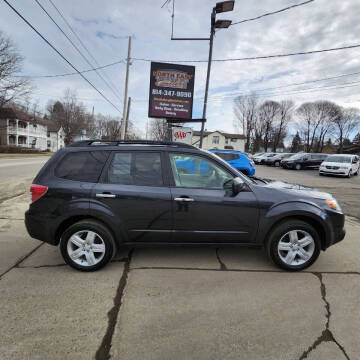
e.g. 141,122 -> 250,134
169,153 -> 233,189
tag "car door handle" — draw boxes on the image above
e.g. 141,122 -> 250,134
174,197 -> 194,202
96,193 -> 116,198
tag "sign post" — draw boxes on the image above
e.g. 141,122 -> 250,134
148,62 -> 195,120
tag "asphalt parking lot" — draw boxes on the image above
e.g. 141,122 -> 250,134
0,159 -> 359,360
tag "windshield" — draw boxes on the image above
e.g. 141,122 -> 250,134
325,156 -> 351,163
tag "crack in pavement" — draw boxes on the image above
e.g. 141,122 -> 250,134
0,191 -> 26,204
298,273 -> 350,360
215,248 -> 227,270
0,242 -> 44,280
96,249 -> 134,360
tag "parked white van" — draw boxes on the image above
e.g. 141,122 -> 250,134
319,154 -> 359,177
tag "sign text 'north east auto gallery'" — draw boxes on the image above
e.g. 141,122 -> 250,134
148,62 -> 195,120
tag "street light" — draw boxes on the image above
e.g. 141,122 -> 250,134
215,19 -> 232,29
215,1 -> 235,14
199,1 -> 235,148
170,1 -> 235,147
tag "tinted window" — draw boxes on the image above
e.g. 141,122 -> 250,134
55,151 -> 109,182
214,152 -> 238,161
169,153 -> 233,189
107,152 -> 163,186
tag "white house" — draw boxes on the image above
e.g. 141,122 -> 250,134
0,108 -> 64,152
192,130 -> 246,152
0,108 -> 48,150
47,123 -> 65,152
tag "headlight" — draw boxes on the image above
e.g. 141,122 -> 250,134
326,199 -> 342,212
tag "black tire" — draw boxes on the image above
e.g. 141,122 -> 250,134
60,219 -> 117,272
295,163 -> 302,170
354,170 -> 359,176
347,170 -> 352,178
274,161 -> 280,167
266,219 -> 321,271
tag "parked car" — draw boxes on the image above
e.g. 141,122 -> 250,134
254,152 -> 277,164
209,149 -> 255,176
265,153 -> 293,167
319,154 -> 359,177
25,140 -> 345,272
281,153 -> 328,170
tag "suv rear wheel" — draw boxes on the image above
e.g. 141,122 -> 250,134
266,219 -> 320,271
60,220 -> 116,271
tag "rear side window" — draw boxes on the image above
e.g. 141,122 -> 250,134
107,152 -> 163,186
55,151 -> 109,182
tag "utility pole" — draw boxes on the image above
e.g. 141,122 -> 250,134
120,36 -> 132,139
124,97 -> 131,139
199,9 -> 215,149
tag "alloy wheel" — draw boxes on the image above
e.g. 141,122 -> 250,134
67,230 -> 106,267
277,230 -> 315,266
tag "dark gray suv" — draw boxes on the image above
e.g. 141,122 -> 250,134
25,140 -> 345,272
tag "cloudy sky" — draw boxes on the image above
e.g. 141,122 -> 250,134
1,0 -> 360,136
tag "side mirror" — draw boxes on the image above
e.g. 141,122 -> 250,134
352,159 -> 358,164
232,177 -> 245,195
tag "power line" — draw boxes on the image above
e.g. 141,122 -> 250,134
14,59 -> 126,78
34,0 -> 122,101
132,43 -> 360,63
2,0 -> 122,114
201,70 -> 360,100
231,0 -> 315,26
46,0 -> 123,97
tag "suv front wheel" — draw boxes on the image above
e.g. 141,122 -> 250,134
267,219 -> 320,271
60,220 -> 116,271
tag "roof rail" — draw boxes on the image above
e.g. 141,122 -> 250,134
68,139 -> 197,149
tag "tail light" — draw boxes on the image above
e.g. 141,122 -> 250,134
30,184 -> 48,203
250,161 -> 255,167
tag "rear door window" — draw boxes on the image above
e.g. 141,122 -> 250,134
107,152 -> 163,186
55,151 -> 109,182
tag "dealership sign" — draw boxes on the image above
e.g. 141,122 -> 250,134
172,127 -> 193,145
148,62 -> 195,120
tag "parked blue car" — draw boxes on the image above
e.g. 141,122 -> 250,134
209,149 -> 256,176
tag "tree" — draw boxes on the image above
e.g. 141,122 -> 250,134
353,132 -> 360,144
233,94 -> 258,152
290,132 -> 302,152
149,118 -> 168,141
47,89 -> 89,145
272,100 -> 293,152
0,31 -> 31,108
258,100 -> 280,152
296,101 -> 341,152
333,107 -> 360,153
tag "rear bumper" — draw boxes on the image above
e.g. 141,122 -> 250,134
25,210 -> 57,245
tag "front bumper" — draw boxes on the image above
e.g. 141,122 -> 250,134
319,168 -> 348,176
324,209 -> 346,249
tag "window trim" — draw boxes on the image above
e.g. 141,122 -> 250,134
166,152 -> 235,190
99,150 -> 167,187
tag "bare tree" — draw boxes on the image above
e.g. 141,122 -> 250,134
296,102 -> 314,152
149,118 -> 168,141
258,100 -> 280,152
334,107 -> 360,153
0,31 -> 31,108
272,100 -> 293,152
233,93 -> 258,152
